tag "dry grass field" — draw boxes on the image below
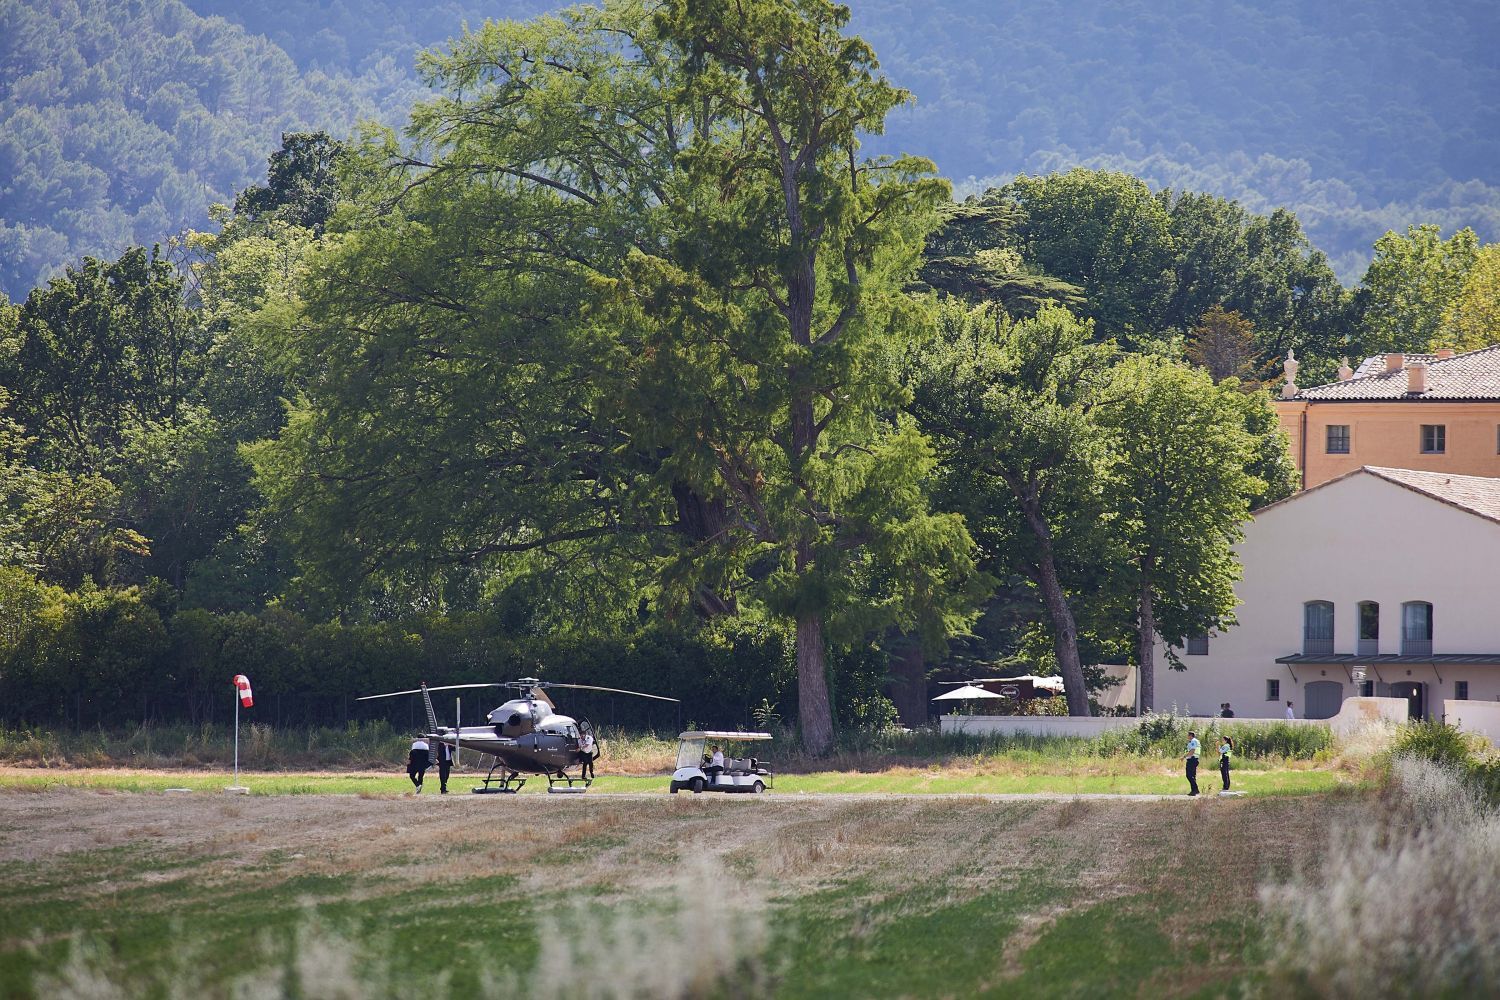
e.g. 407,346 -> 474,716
0,784 -> 1367,998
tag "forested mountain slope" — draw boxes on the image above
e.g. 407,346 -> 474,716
847,0 -> 1500,281
3,0 -> 1496,297
0,0 -> 422,298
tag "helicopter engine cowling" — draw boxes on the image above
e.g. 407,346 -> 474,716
486,697 -> 552,738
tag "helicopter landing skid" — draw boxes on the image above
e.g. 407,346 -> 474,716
546,771 -> 592,794
473,763 -> 526,794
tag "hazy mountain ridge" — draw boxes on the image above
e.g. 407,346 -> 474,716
847,0 -> 1500,281
2,0 -> 1496,298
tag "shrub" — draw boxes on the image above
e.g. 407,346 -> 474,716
1391,720 -> 1476,770
1260,757 -> 1500,997
1091,713 -> 1331,761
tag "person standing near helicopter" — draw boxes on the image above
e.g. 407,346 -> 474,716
578,729 -> 597,781
407,736 -> 431,792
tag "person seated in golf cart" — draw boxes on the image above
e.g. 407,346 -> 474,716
670,731 -> 774,794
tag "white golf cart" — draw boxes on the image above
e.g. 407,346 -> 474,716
669,730 -> 774,794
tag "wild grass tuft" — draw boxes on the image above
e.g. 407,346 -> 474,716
1260,756 -> 1500,998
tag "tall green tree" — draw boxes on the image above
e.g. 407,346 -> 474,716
6,247 -> 201,475
915,196 -> 1086,316
232,132 -> 347,233
998,169 -> 1176,347
1098,356 -> 1262,712
909,304 -> 1116,715
1357,224 -> 1480,354
249,0 -> 976,749
1441,244 -> 1500,352
0,388 -> 35,567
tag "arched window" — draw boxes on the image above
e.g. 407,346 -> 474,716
1357,601 -> 1380,656
1402,602 -> 1433,656
1304,601 -> 1335,655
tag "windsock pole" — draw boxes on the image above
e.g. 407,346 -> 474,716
228,674 -> 253,794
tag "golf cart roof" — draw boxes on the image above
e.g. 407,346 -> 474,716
677,731 -> 774,741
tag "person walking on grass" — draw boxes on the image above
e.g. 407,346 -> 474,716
407,736 -> 430,793
1184,731 -> 1201,796
1219,736 -> 1234,792
1285,700 -> 1296,720
436,738 -> 454,794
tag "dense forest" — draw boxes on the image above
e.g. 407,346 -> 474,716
2,0 -> 1496,299
0,0 -> 421,297
1,0 -> 1498,746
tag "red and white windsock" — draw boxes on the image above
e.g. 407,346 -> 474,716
233,674 -> 254,708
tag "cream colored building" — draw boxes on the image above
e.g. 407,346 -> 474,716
1156,466 -> 1500,720
1276,346 -> 1500,489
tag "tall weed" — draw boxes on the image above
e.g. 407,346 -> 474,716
1260,757 -> 1500,998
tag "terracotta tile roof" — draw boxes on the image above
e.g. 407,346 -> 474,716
1349,352 -> 1439,378
1363,467 -> 1500,525
1295,345 -> 1500,401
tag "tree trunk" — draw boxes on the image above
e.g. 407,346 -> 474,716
1021,503 -> 1091,716
1137,564 -> 1156,715
887,636 -> 928,729
671,481 -> 737,616
796,611 -> 835,754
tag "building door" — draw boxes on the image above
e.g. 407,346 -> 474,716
1304,680 -> 1344,720
1390,681 -> 1426,720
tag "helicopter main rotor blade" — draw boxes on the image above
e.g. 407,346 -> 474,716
538,682 -> 680,703
356,683 -> 504,702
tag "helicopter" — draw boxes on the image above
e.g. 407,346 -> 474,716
357,677 -> 678,793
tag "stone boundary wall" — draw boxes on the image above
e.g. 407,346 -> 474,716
938,696 -> 1410,738
1442,699 -> 1500,744
1327,696 -> 1408,735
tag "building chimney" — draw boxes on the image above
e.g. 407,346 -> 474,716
1407,361 -> 1428,394
1338,357 -> 1354,381
1436,349 -> 1456,360
1385,353 -> 1405,373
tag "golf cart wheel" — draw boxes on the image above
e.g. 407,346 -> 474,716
752,780 -> 765,794
669,784 -> 679,794
690,777 -> 705,794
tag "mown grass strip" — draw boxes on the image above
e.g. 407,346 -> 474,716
0,767 -> 1348,797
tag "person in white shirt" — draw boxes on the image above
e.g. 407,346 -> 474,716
579,731 -> 597,781
407,737 -> 430,792
1285,701 -> 1296,720
1184,732 -> 1201,796
706,745 -> 725,784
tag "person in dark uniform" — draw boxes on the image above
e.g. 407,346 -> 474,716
407,737 -> 430,792
436,738 -> 454,794
1218,736 -> 1234,791
1219,703 -> 1235,718
1184,731 -> 1201,796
